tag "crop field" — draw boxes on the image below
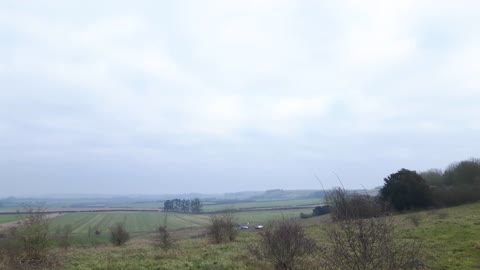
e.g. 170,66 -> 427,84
201,198 -> 323,212
0,215 -> 21,225
104,198 -> 323,211
49,208 -> 311,235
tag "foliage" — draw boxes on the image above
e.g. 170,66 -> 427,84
109,222 -> 130,246
443,158 -> 480,186
312,205 -> 331,216
380,169 -> 432,211
207,213 -> 238,244
0,203 -> 61,269
419,159 -> 480,207
249,219 -> 315,270
419,169 -> 443,186
17,204 -> 51,263
163,198 -> 202,213
328,188 -> 383,221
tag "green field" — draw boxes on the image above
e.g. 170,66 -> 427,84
201,198 -> 323,212
50,208 -> 311,235
0,215 -> 21,225
103,198 -> 323,211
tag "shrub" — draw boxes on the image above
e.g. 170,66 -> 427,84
207,213 -> 237,244
420,169 -> 444,186
320,187 -> 424,269
109,223 -> 130,246
57,224 -> 73,251
328,188 -> 383,221
320,217 -> 423,270
431,184 -> 480,207
0,203 -> 60,269
17,204 -> 51,264
380,169 -> 432,211
443,159 -> 480,186
299,213 -> 312,219
249,219 -> 316,270
153,216 -> 174,251
312,205 -> 331,216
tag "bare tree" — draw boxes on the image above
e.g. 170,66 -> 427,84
320,188 -> 423,270
250,219 -> 316,270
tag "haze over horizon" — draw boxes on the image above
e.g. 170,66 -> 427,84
1,1 -> 479,196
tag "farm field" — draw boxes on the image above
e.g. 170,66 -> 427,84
61,202 -> 480,269
49,208 -> 311,235
102,198 -> 323,211
201,198 -> 323,212
0,215 -> 21,225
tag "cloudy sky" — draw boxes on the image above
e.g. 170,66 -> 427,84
1,1 -> 479,196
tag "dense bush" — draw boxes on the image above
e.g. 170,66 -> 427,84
431,185 -> 480,207
443,159 -> 480,186
312,205 -> 331,216
249,219 -> 315,270
419,169 -> 443,186
328,188 -> 383,221
420,158 -> 480,207
0,204 -> 61,269
110,223 -> 130,246
207,213 -> 238,244
380,169 -> 432,211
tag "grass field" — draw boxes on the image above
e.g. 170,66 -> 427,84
102,198 -> 323,211
0,215 -> 21,225
201,198 -> 323,212
58,202 -> 480,269
49,208 -> 311,236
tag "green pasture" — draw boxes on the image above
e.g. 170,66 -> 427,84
49,208 -> 312,236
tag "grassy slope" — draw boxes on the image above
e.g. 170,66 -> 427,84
397,203 -> 480,269
61,202 -> 480,269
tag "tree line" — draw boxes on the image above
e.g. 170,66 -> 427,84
163,198 -> 202,213
380,158 -> 480,211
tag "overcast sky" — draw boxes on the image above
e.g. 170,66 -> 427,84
1,1 -> 479,196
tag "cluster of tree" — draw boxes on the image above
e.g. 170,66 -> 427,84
300,205 -> 331,219
163,198 -> 202,213
379,158 -> 480,211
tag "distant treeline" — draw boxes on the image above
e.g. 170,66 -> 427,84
163,198 -> 202,213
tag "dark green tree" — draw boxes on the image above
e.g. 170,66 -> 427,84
380,169 -> 432,211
